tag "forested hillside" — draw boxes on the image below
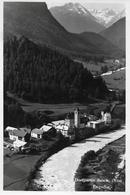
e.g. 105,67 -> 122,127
4,36 -> 109,103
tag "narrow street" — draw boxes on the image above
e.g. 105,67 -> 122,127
34,126 -> 125,191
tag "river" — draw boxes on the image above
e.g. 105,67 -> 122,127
33,126 -> 125,191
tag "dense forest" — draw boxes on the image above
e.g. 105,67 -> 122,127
4,36 -> 109,103
4,93 -> 51,129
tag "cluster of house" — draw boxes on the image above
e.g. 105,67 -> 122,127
5,125 -> 56,149
5,108 -> 111,149
5,127 -> 31,149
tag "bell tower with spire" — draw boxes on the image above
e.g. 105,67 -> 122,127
74,107 -> 80,128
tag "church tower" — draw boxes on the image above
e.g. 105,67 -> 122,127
74,107 -> 80,128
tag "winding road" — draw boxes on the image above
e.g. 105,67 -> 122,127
34,126 -> 125,191
100,67 -> 125,77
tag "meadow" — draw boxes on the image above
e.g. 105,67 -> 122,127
102,69 -> 125,90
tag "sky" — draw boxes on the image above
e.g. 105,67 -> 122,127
44,0 -> 126,11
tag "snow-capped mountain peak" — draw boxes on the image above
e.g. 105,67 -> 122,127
88,8 -> 117,25
88,8 -> 125,27
63,3 -> 92,16
106,9 -> 125,27
50,3 -> 105,33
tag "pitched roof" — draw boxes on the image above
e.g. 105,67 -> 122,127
13,140 -> 27,148
88,119 -> 104,124
56,124 -> 69,131
8,127 -> 31,137
31,125 -> 54,135
9,129 -> 27,137
51,120 -> 65,126
5,126 -> 17,131
40,125 -> 52,132
31,128 -> 44,135
19,127 -> 31,134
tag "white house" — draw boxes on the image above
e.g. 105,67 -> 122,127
6,127 -> 31,142
13,140 -> 27,149
87,120 -> 105,130
51,120 -> 65,128
5,126 -> 18,132
31,128 -> 44,139
55,124 -> 70,137
50,119 -> 73,137
31,125 -> 54,139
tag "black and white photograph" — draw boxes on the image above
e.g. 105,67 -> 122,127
3,0 -> 126,191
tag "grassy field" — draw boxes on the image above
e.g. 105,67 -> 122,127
4,152 -> 42,190
7,91 -> 89,118
6,92 -> 108,120
6,92 -> 125,122
102,69 -> 125,90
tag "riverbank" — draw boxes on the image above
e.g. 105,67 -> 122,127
31,126 -> 125,191
75,135 -> 125,191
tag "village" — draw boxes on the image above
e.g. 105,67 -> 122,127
4,107 -> 112,153
3,0 -> 126,191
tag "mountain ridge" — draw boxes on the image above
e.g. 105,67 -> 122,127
50,3 -> 105,33
4,2 -> 123,58
100,17 -> 126,51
